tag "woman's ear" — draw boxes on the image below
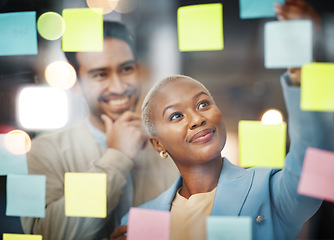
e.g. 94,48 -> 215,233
149,137 -> 165,153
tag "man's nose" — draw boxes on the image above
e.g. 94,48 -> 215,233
107,73 -> 127,94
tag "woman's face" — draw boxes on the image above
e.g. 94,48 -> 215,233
150,78 -> 226,167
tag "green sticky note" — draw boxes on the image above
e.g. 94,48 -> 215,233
6,174 -> 46,218
65,172 -> 107,218
239,121 -> 286,168
3,233 -> 42,240
301,63 -> 334,111
62,8 -> 103,52
206,216 -> 252,240
177,3 -> 224,52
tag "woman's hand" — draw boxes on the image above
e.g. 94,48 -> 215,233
110,225 -> 127,240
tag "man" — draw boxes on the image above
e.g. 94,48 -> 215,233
21,21 -> 179,240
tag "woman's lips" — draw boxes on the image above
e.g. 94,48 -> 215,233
189,129 -> 215,144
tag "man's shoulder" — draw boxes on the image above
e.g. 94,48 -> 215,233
32,121 -> 88,145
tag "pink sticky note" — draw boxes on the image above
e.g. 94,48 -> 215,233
127,207 -> 171,240
298,147 -> 334,202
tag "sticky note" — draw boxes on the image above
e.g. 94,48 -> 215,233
177,3 -> 224,52
239,121 -> 287,168
239,0 -> 285,19
207,216 -> 252,240
127,208 -> 171,240
0,134 -> 28,175
6,174 -> 46,218
3,233 -> 42,240
301,63 -> 334,111
65,172 -> 106,218
62,8 -> 103,52
0,11 -> 38,56
298,147 -> 334,202
264,20 -> 312,68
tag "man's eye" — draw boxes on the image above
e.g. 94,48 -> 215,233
169,112 -> 183,121
198,101 -> 209,110
121,65 -> 135,74
93,72 -> 107,79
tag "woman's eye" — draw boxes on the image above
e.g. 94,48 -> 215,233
169,112 -> 183,121
198,101 -> 209,110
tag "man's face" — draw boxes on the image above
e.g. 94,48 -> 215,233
76,38 -> 140,122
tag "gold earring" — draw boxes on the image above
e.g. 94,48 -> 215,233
160,151 -> 168,159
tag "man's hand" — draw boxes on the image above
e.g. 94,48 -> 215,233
101,112 -> 148,160
274,0 -> 321,31
110,225 -> 127,240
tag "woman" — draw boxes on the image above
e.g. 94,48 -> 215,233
111,74 -> 333,240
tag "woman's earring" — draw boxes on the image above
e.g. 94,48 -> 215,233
160,151 -> 168,159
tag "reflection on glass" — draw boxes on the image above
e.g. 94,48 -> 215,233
4,129 -> 31,155
45,61 -> 77,90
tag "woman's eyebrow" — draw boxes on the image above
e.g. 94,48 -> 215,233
162,91 -> 208,117
162,104 -> 176,117
194,91 -> 208,100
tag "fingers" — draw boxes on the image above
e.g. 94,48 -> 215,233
101,114 -> 114,133
110,225 -> 127,240
117,111 -> 141,123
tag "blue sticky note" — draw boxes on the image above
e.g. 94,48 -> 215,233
0,12 -> 38,56
206,216 -> 252,240
0,134 -> 28,176
239,0 -> 285,19
264,20 -> 312,68
6,174 -> 46,218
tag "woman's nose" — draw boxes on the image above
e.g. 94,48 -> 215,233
188,111 -> 206,130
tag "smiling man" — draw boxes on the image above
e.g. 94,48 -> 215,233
20,21 -> 179,240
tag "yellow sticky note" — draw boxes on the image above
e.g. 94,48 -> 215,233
301,63 -> 334,111
177,3 -> 224,52
62,8 -> 103,52
3,233 -> 42,240
65,172 -> 106,218
239,121 -> 286,168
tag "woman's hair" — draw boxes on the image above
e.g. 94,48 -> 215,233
141,75 -> 212,136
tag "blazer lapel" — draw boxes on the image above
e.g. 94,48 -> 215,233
211,158 -> 255,216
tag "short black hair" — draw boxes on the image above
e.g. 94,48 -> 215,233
64,21 -> 136,74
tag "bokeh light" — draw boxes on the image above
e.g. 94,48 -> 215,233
17,86 -> 69,130
86,0 -> 119,14
4,129 -> 31,155
45,61 -> 77,90
37,12 -> 65,40
115,0 -> 137,13
261,109 -> 283,125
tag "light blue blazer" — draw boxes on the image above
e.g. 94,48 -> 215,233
122,74 -> 334,240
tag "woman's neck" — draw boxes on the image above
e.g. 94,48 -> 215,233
178,157 -> 223,199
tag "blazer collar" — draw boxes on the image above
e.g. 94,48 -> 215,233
145,158 -> 254,216
211,158 -> 254,216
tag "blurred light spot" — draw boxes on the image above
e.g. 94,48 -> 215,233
45,61 -> 77,90
87,0 -> 119,14
261,109 -> 283,125
17,87 -> 69,130
115,0 -> 137,13
4,130 -> 31,155
37,12 -> 65,40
